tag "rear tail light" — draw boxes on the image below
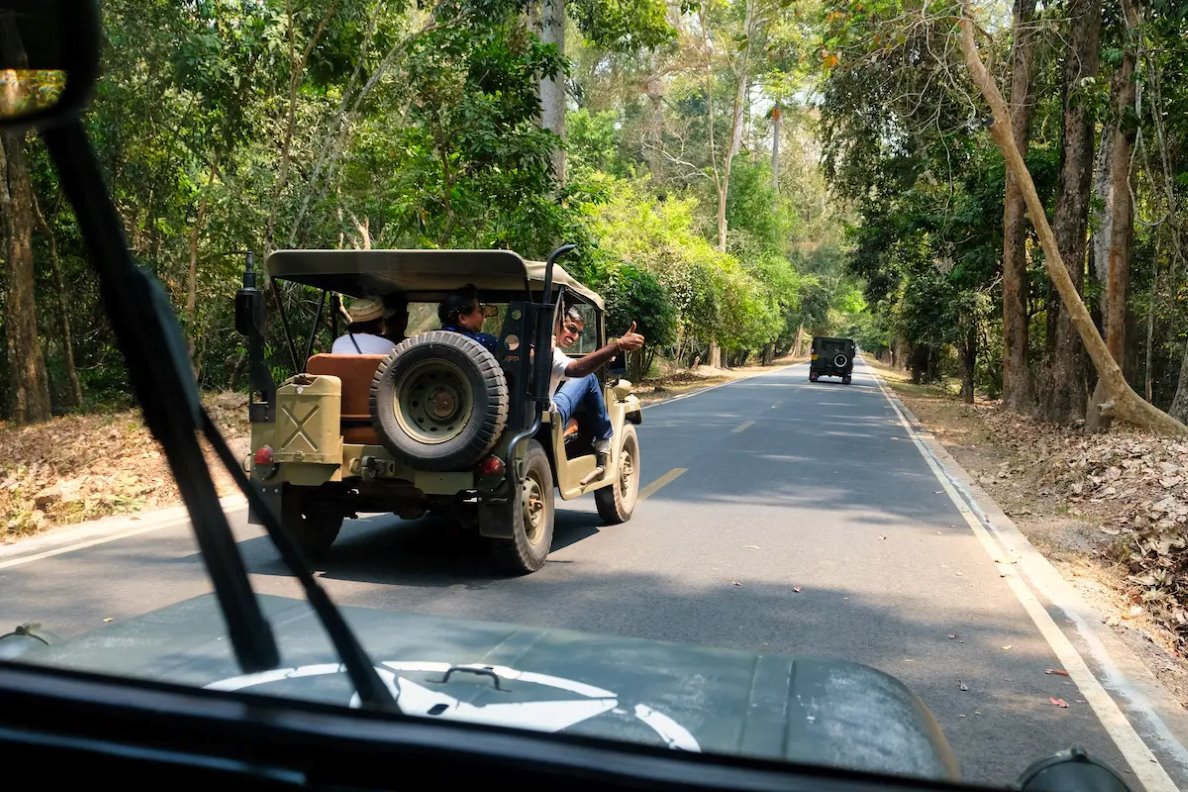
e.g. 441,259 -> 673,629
254,445 -> 274,466
479,456 -> 505,477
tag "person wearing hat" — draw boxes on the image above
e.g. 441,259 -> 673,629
332,296 -> 397,354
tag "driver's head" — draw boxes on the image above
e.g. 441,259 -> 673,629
383,294 -> 409,341
438,284 -> 485,332
555,305 -> 585,350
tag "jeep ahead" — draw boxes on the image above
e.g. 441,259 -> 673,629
237,247 -> 643,574
809,336 -> 856,384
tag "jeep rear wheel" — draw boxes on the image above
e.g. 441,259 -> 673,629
595,424 -> 639,524
486,441 -> 554,574
370,331 -> 509,471
280,487 -> 343,559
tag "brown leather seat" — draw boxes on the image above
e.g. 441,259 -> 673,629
306,354 -> 387,445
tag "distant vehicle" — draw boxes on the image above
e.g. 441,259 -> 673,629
809,336 -> 856,384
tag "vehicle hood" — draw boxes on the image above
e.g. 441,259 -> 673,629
11,593 -> 958,781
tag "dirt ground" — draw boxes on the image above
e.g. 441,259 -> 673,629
865,358 -> 1188,709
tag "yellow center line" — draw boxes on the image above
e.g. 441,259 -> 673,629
732,420 -> 754,434
638,467 -> 687,502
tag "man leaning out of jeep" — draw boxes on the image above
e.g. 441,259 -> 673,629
550,306 -> 644,456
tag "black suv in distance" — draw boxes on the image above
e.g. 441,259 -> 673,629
809,336 -> 856,384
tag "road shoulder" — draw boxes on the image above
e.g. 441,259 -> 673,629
864,358 -> 1188,789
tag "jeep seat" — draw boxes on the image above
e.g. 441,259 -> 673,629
306,353 -> 388,445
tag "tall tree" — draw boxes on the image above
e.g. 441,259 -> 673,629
959,0 -> 1187,435
0,132 -> 52,423
1001,0 -> 1037,413
1087,0 -> 1140,431
1039,0 -> 1101,424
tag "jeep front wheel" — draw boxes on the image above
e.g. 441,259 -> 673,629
486,441 -> 554,574
280,487 -> 343,559
595,424 -> 639,524
370,331 -> 509,471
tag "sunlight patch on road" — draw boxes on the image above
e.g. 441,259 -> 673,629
731,421 -> 754,434
638,468 -> 687,502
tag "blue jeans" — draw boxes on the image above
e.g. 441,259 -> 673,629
553,374 -> 613,441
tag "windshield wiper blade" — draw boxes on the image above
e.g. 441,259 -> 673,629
201,411 -> 399,711
41,119 -> 398,712
42,121 -> 280,675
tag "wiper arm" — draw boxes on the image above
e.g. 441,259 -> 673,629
201,410 -> 398,711
42,121 -> 280,675
42,119 -> 398,712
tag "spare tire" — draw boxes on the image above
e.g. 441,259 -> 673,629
370,331 -> 509,471
833,353 -> 849,369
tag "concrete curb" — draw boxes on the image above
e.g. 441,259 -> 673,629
0,494 -> 248,563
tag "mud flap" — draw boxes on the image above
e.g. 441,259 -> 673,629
477,493 -> 518,539
249,484 -> 282,527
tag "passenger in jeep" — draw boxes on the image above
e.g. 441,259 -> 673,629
332,296 -> 397,354
438,284 -> 499,353
551,306 -> 644,457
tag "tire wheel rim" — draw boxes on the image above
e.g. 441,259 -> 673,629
393,359 -> 474,444
834,354 -> 848,368
522,470 -> 547,546
619,439 -> 636,502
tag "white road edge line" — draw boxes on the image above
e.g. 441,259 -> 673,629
865,358 -> 1179,792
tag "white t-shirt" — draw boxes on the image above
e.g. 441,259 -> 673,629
331,333 -> 396,355
550,347 -> 573,401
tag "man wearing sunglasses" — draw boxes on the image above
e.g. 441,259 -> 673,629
438,283 -> 499,353
550,305 -> 645,457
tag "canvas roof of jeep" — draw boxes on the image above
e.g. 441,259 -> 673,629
267,249 -> 604,309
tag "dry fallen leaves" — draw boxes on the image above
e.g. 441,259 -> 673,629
961,405 -> 1188,654
1045,669 -> 1070,677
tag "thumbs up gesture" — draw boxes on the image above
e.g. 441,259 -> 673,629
617,321 -> 645,352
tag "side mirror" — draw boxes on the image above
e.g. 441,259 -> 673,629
0,1 -> 100,131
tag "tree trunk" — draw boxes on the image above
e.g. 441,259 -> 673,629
1001,0 -> 1037,413
186,162 -> 217,328
1087,0 -> 1138,432
1171,338 -> 1188,423
770,104 -> 781,192
706,0 -> 755,253
266,1 -> 340,253
910,346 -> 928,385
1037,0 -> 1101,425
959,3 -> 1188,436
960,326 -> 977,404
538,0 -> 566,183
1147,264 -> 1158,403
0,131 -> 52,423
33,194 -> 83,409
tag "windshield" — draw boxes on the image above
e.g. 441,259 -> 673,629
3,2 -> 1185,790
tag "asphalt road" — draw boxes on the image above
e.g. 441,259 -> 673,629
1,359 -> 1181,788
